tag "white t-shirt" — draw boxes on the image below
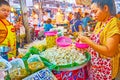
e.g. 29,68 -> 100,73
32,14 -> 39,25
43,14 -> 50,22
55,12 -> 64,24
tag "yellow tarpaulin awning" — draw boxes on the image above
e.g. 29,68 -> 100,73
75,0 -> 91,5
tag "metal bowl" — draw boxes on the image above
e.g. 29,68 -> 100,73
0,46 -> 10,53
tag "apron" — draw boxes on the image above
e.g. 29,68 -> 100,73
88,32 -> 112,80
0,19 -> 16,60
88,17 -> 113,80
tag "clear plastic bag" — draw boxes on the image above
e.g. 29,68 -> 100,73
0,56 -> 11,71
27,55 -> 45,72
9,58 -> 27,80
45,31 -> 58,48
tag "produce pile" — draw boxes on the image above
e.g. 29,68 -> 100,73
40,46 -> 86,65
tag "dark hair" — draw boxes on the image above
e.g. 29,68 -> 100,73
46,18 -> 52,24
92,0 -> 116,16
69,12 -> 73,15
0,0 -> 10,7
32,9 -> 36,14
84,12 -> 89,16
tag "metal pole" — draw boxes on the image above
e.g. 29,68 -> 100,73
19,0 -> 31,43
38,0 -> 42,22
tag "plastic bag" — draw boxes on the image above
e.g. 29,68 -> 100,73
33,44 -> 46,52
9,58 -> 27,80
21,52 -> 31,75
0,56 -> 11,71
29,46 -> 40,54
45,31 -> 58,48
27,55 -> 45,72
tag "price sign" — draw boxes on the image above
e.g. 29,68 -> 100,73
23,68 -> 57,80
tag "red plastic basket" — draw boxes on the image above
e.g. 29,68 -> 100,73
56,36 -> 72,47
45,31 -> 57,36
75,42 -> 89,49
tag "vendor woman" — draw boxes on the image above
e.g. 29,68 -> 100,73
0,0 -> 16,60
78,0 -> 120,80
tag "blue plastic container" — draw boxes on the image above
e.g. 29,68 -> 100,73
0,46 -> 10,61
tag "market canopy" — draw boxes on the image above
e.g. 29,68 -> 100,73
75,0 -> 91,5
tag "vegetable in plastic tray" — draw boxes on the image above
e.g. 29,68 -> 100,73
9,58 -> 27,79
27,55 -> 45,72
0,56 -> 12,71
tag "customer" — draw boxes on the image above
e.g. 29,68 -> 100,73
67,12 -> 73,21
81,12 -> 91,32
44,18 -> 53,32
31,9 -> 38,28
77,0 -> 120,79
0,0 -> 16,60
55,8 -> 64,24
69,12 -> 83,37
15,16 -> 25,48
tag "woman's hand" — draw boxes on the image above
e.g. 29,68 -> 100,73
77,34 -> 92,44
76,34 -> 91,53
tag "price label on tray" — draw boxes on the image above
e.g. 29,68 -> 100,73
23,68 -> 57,80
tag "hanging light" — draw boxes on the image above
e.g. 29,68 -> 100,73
11,7 -> 14,12
34,4 -> 39,9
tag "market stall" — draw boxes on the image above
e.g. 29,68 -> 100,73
0,31 -> 91,80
